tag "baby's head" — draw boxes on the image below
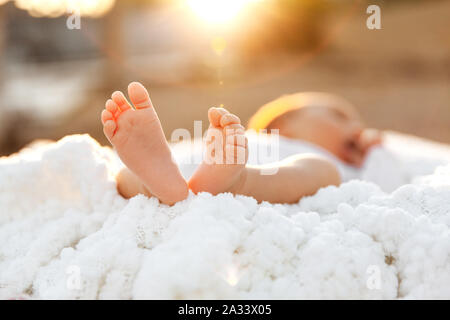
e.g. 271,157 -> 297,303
248,92 -> 381,166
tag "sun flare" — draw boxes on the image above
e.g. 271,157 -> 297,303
186,0 -> 257,24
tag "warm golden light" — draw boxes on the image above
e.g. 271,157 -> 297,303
211,36 -> 227,55
186,0 -> 257,24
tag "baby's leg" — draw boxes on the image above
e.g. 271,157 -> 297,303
188,107 -> 340,203
116,167 -> 153,199
232,154 -> 341,204
101,82 -> 188,205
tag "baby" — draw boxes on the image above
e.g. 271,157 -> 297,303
247,92 -> 382,167
101,82 -> 380,205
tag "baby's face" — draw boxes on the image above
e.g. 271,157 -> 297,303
283,103 -> 380,166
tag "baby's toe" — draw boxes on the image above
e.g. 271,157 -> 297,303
224,123 -> 245,135
220,113 -> 241,127
103,120 -> 117,140
112,91 -> 132,112
101,109 -> 113,125
208,107 -> 229,127
128,82 -> 153,109
106,99 -> 120,118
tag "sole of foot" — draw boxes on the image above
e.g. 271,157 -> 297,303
101,82 -> 188,205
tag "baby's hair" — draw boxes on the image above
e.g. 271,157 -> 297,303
247,92 -> 349,131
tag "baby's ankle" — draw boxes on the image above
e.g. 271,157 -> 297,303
227,167 -> 248,195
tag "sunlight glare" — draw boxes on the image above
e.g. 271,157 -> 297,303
186,0 -> 257,24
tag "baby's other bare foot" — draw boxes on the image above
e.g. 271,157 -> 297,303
188,107 -> 248,195
101,82 -> 188,205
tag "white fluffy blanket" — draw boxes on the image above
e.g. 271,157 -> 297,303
0,133 -> 449,299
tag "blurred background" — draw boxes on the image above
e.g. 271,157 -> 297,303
0,0 -> 449,156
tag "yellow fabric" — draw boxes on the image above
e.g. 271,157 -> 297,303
247,95 -> 304,131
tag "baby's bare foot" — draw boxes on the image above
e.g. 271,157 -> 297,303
188,107 -> 248,195
101,82 -> 188,205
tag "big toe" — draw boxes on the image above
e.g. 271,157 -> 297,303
208,107 -> 229,127
128,82 -> 153,109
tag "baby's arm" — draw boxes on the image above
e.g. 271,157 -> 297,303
230,154 -> 341,204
